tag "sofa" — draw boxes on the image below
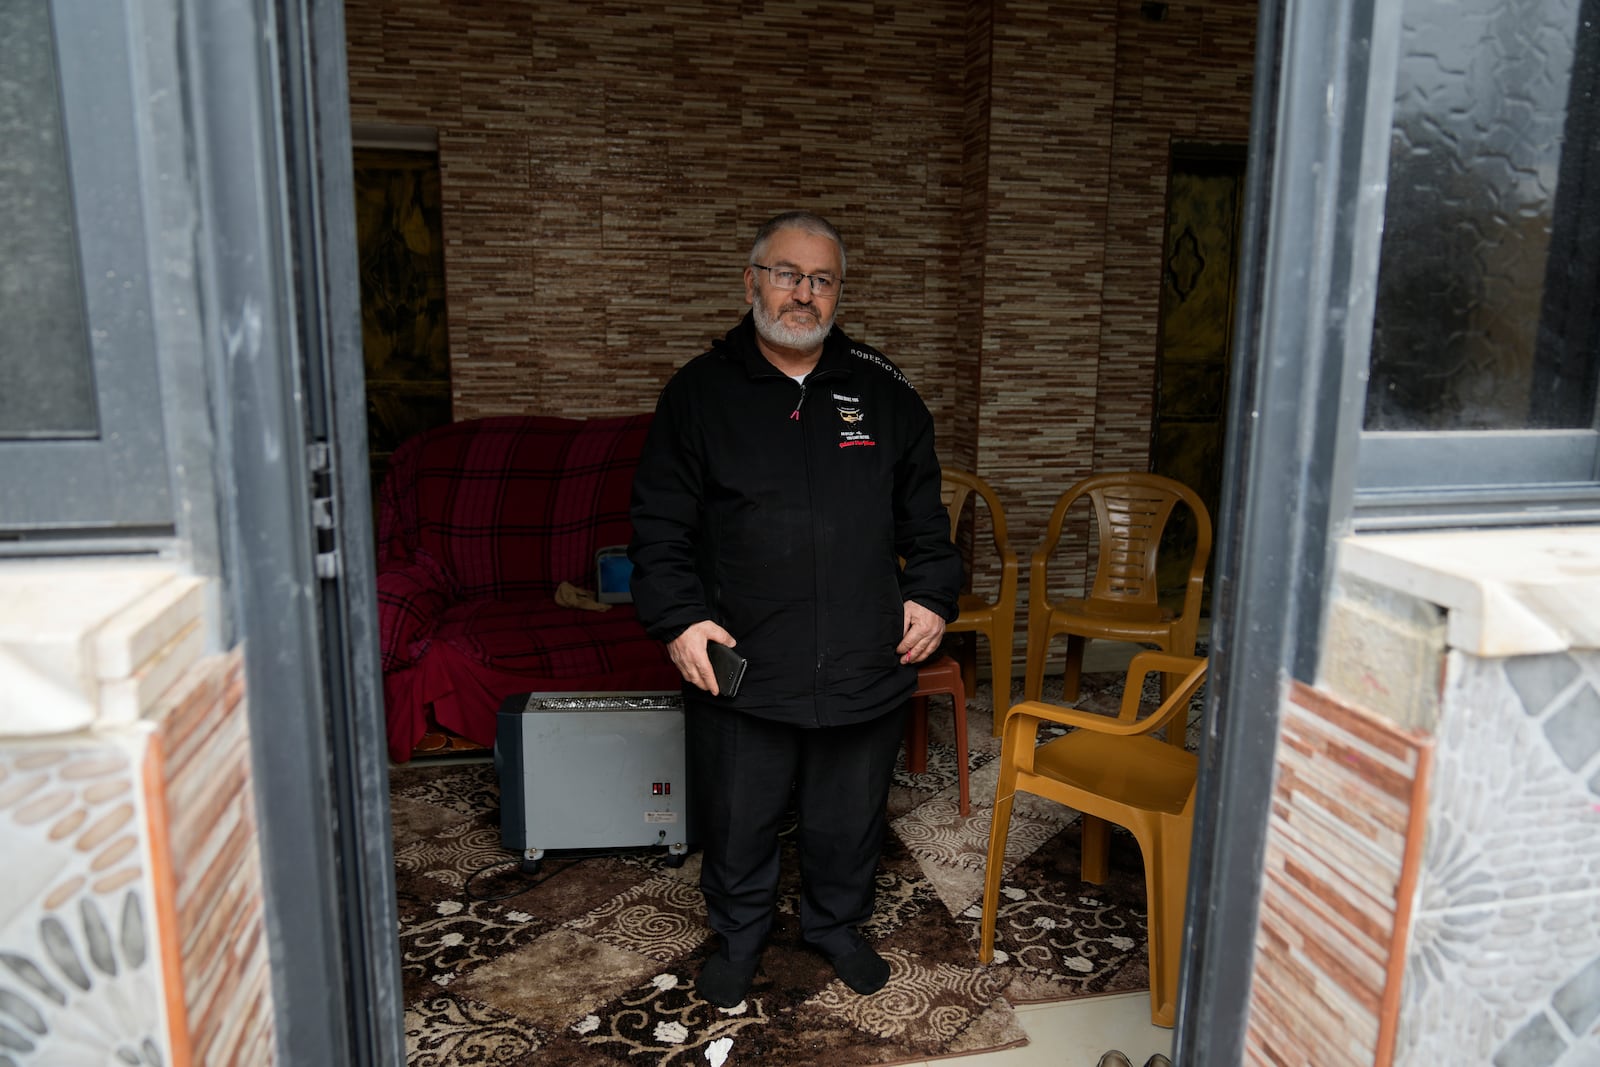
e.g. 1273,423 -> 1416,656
375,414 -> 681,762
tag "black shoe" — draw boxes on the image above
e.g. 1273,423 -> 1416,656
828,941 -> 891,995
695,950 -> 760,1008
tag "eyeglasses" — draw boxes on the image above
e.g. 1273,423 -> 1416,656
752,264 -> 841,296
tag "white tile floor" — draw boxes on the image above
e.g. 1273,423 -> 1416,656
901,991 -> 1173,1067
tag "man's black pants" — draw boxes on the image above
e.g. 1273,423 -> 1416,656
686,698 -> 910,961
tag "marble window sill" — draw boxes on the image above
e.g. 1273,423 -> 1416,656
0,559 -> 207,736
1337,526 -> 1600,657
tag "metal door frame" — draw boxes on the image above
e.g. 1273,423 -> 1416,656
1175,0 -> 1399,1060
183,0 -> 404,1062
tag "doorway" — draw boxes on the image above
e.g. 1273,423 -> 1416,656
352,129 -> 454,504
1150,144 -> 1247,611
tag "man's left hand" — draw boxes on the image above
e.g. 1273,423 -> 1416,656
897,600 -> 946,665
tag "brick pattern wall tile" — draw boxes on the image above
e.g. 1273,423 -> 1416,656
344,0 -> 1257,619
977,1 -> 1118,596
150,649 -> 277,1067
951,0 -> 991,478
1245,681 -> 1433,1067
347,1 -> 969,431
1094,1 -> 1258,477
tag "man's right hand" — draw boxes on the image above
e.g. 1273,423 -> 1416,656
667,620 -> 738,695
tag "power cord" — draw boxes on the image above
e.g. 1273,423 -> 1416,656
461,854 -> 575,903
461,841 -> 688,903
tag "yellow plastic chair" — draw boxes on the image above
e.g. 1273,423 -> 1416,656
979,651 -> 1209,1027
941,469 -> 1020,734
1024,472 -> 1211,704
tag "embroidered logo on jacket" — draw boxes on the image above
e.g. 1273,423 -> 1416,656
836,403 -> 875,447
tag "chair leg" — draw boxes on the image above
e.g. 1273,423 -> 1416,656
957,634 -> 978,698
1147,823 -> 1192,1028
1162,659 -> 1192,752
990,626 -> 1013,731
982,714 -> 1033,964
905,696 -> 930,774
1159,629 -> 1200,707
1062,634 -> 1087,701
979,790 -> 1016,963
1023,619 -> 1049,707
1080,814 -> 1110,883
951,685 -> 970,817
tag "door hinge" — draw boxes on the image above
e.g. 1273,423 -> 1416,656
308,441 -> 339,580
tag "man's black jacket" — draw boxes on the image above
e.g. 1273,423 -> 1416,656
629,314 -> 964,727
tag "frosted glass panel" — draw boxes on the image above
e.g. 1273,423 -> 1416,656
0,0 -> 97,439
1367,0 -> 1598,432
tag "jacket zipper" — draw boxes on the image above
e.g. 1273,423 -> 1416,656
793,377 -> 825,726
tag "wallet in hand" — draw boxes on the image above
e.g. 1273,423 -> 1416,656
706,642 -> 748,698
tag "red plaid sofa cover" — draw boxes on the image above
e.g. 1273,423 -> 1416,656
375,414 -> 679,762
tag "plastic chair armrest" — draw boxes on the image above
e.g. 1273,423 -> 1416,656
1000,653 -> 1206,737
1119,652 -> 1209,724
1126,650 -> 1208,681
1001,699 -> 1163,738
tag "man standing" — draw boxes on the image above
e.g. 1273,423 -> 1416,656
629,211 -> 963,1008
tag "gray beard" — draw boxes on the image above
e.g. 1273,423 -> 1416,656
753,299 -> 833,350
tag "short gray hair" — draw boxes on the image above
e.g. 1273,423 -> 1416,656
749,211 -> 847,277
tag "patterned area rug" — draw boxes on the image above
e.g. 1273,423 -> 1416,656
391,675 -> 1171,1066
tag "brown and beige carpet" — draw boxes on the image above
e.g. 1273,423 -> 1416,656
391,674 -> 1178,1066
